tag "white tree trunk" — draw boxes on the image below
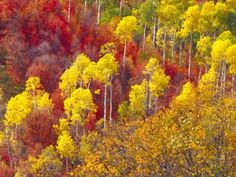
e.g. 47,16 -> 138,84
97,0 -> 101,25
152,22 -> 156,46
109,77 -> 113,126
119,0 -> 123,16
232,75 -> 235,96
122,40 -> 127,78
84,0 -> 87,14
179,40 -> 182,66
142,24 -> 147,51
104,84 -> 107,128
162,29 -> 167,65
188,32 -> 193,79
67,0 -> 71,25
171,32 -> 176,62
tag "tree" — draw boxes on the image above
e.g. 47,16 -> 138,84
97,53 -> 118,128
129,83 -> 146,118
196,36 -> 213,80
211,32 -> 233,93
138,0 -> 156,50
56,131 -> 76,173
59,54 -> 92,97
29,145 -> 63,177
64,88 -> 96,142
143,58 -> 170,116
115,16 -> 137,77
181,4 -> 200,78
226,44 -> 236,94
4,92 -> 32,130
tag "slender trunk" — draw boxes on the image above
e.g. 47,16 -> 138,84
188,32 -> 193,79
7,141 -> 13,168
142,24 -> 147,51
75,120 -> 79,143
67,0 -> 71,25
171,31 -> 176,63
145,79 -> 150,117
162,29 -> 167,65
104,84 -> 107,128
122,40 -> 127,78
152,22 -> 156,46
119,0 -> 123,16
179,40 -> 182,66
198,67 -> 202,83
97,0 -> 101,25
88,79 -> 91,88
232,75 -> 235,96
222,62 -> 226,94
96,0 -> 98,8
109,77 -> 113,126
66,158 -> 69,173
84,0 -> 87,15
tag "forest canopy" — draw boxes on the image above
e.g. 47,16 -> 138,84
0,0 -> 236,176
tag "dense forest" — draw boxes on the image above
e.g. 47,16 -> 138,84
0,0 -> 236,176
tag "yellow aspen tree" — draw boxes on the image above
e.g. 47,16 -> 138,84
97,53 -> 118,128
59,54 -> 91,96
64,88 -> 96,142
115,16 -> 137,77
56,131 -> 76,173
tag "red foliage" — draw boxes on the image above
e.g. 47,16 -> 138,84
21,110 -> 58,152
51,88 -> 65,115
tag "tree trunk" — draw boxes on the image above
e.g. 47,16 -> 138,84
75,120 -> 79,143
67,0 -> 71,25
232,75 -> 235,96
179,40 -> 183,66
152,22 -> 156,46
171,31 -> 176,63
122,40 -> 127,78
119,0 -> 123,16
222,62 -> 226,94
65,158 -> 69,173
142,24 -> 147,51
97,0 -> 101,25
188,32 -> 193,79
162,29 -> 167,65
7,141 -> 13,168
198,67 -> 202,83
104,84 -> 107,128
145,79 -> 150,117
84,0 -> 87,14
109,76 -> 113,126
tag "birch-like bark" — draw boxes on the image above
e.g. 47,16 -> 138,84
179,40 -> 183,66
66,158 -> 69,173
84,0 -> 87,14
232,75 -> 235,96
162,29 -> 167,65
188,32 -> 193,79
109,76 -> 113,126
171,31 -> 176,62
145,79 -> 150,117
142,24 -> 147,51
67,0 -> 71,25
122,40 -> 127,78
97,0 -> 101,25
104,84 -> 107,128
119,0 -> 123,16
152,22 -> 156,46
